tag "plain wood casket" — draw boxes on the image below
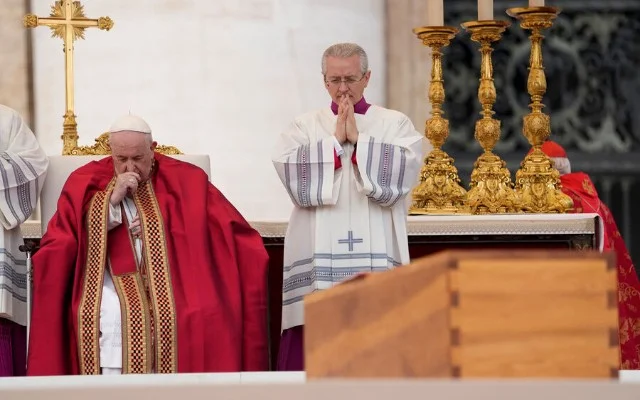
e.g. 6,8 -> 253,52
304,250 -> 619,378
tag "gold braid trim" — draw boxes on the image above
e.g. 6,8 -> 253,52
112,272 -> 153,373
77,184 -> 113,374
135,180 -> 178,373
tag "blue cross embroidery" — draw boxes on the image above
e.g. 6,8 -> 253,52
338,230 -> 363,252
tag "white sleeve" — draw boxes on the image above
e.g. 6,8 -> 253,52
353,116 -> 426,208
107,202 -> 123,231
0,109 -> 49,229
272,120 -> 343,208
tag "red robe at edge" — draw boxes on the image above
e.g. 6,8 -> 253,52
561,172 -> 640,369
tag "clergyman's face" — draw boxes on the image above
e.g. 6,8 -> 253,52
324,55 -> 371,105
110,131 -> 157,181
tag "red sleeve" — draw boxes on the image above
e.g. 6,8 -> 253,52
334,149 -> 342,170
335,147 -> 357,168
351,144 -> 358,165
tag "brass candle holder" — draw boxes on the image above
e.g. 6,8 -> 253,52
410,26 -> 468,215
461,20 -> 520,214
507,6 -> 573,213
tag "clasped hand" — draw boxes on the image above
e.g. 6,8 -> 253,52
110,171 -> 141,205
334,96 -> 358,145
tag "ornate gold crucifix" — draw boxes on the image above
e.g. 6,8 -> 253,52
24,1 -> 113,155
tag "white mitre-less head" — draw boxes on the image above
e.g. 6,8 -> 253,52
109,114 -> 152,135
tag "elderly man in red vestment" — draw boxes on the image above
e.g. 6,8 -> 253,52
538,140 -> 640,369
27,115 -> 269,375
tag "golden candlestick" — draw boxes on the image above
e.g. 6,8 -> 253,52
461,20 -> 520,214
410,26 -> 468,215
507,6 -> 573,213
24,0 -> 113,155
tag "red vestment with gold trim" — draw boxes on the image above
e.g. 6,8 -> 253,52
27,154 -> 269,375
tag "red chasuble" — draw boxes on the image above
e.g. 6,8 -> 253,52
27,153 -> 269,375
560,172 -> 640,369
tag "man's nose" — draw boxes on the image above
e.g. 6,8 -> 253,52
125,161 -> 135,172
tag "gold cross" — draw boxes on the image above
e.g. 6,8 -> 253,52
24,1 -> 113,155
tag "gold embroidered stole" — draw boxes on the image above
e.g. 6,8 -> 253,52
77,180 -> 178,374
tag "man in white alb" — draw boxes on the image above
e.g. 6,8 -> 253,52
272,43 -> 428,370
0,105 -> 48,377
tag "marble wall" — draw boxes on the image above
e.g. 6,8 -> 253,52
0,0 -> 31,124
29,0 -> 386,221
385,0 -> 433,136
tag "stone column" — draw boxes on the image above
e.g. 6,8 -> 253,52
385,0 -> 432,132
0,0 -> 32,125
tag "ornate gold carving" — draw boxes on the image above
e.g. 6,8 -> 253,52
461,20 -> 520,214
151,144 -> 183,155
152,144 -> 183,155
507,6 -> 573,213
24,1 -> 113,155
68,132 -> 111,155
68,133 -> 183,156
410,26 -> 469,215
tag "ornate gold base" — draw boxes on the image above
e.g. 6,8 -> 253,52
410,149 -> 468,214
514,148 -> 573,213
467,151 -> 520,214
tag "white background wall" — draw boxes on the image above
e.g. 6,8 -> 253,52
31,0 -> 386,221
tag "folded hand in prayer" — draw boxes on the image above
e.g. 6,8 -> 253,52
344,96 -> 359,144
335,96 -> 348,144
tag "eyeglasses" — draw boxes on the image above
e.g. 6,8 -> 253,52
324,74 -> 367,87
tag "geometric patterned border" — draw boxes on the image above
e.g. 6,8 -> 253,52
404,215 -> 599,237
135,181 -> 178,374
22,212 -> 601,244
76,189 -> 111,375
20,220 -> 44,239
252,213 -> 600,238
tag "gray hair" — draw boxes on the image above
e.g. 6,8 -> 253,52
321,43 -> 369,76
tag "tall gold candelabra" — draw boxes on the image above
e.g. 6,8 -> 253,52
462,20 -> 519,214
507,6 -> 573,213
410,26 -> 468,215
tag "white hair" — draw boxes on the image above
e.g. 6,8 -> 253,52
550,157 -> 571,175
321,43 -> 369,76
